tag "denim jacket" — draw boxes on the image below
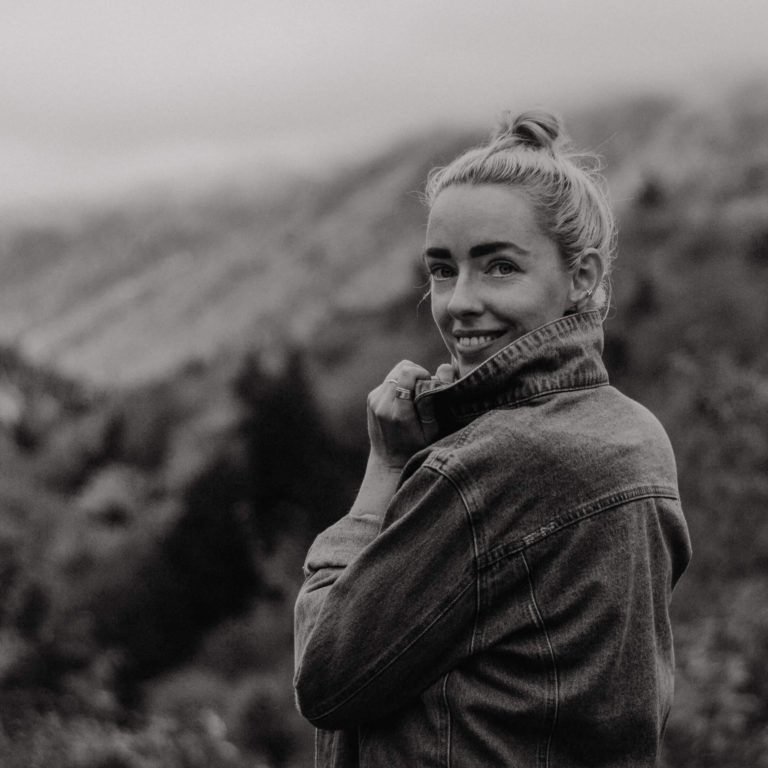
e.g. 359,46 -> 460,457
294,311 -> 691,767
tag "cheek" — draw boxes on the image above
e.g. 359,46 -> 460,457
429,289 -> 447,327
532,271 -> 573,317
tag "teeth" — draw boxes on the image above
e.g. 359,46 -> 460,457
456,335 -> 498,348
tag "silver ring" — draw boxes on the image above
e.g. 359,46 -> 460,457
394,386 -> 413,400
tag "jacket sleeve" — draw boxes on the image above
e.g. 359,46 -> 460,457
293,463 -> 479,730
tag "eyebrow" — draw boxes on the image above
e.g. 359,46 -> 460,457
423,241 -> 530,260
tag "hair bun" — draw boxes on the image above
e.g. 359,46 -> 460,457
493,109 -> 564,152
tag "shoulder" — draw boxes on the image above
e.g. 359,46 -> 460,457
438,384 -> 670,456
396,385 -> 685,566
409,384 -> 678,508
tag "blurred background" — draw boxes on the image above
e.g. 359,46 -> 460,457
1,1 -> 767,765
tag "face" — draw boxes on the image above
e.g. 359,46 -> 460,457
425,184 -> 575,377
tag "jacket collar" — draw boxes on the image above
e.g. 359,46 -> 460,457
414,310 -> 608,431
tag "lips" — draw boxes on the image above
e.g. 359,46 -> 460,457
456,335 -> 500,349
453,330 -> 506,352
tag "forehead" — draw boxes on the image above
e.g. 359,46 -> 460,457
426,184 -> 541,245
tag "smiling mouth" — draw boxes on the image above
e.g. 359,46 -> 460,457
454,332 -> 505,350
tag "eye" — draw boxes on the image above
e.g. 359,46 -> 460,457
428,264 -> 456,281
486,260 -> 519,277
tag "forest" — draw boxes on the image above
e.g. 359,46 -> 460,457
0,81 -> 767,766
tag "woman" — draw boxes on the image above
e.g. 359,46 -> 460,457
293,111 -> 691,767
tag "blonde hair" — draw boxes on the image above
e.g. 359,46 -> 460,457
425,109 -> 616,311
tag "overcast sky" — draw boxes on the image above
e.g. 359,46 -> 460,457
2,0 -> 766,210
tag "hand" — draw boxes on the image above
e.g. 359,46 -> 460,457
366,361 -> 457,470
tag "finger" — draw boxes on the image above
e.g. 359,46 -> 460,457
368,360 -> 443,462
434,363 -> 457,385
384,363 -> 434,448
387,360 -> 431,389
384,361 -> 431,404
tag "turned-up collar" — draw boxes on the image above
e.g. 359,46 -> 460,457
413,310 -> 609,432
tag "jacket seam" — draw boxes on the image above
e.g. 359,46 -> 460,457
429,466 -> 477,768
442,673 -> 453,768
522,550 -> 558,768
450,380 -> 608,421
428,466 -> 482,654
479,486 -> 679,569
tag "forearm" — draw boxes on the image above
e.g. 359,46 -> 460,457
303,452 -> 403,583
294,454 -> 401,672
349,453 -> 403,520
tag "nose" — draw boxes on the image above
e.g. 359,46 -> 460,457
447,271 -> 483,318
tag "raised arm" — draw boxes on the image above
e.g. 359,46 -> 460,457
293,360 -> 465,729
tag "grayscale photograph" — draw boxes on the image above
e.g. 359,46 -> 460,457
0,1 -> 766,766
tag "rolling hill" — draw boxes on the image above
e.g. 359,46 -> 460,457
0,79 -> 767,767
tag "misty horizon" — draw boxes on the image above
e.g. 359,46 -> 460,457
2,0 -> 767,210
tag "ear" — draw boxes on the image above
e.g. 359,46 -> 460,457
567,248 -> 605,310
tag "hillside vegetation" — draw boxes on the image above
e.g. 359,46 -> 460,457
0,80 -> 767,766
